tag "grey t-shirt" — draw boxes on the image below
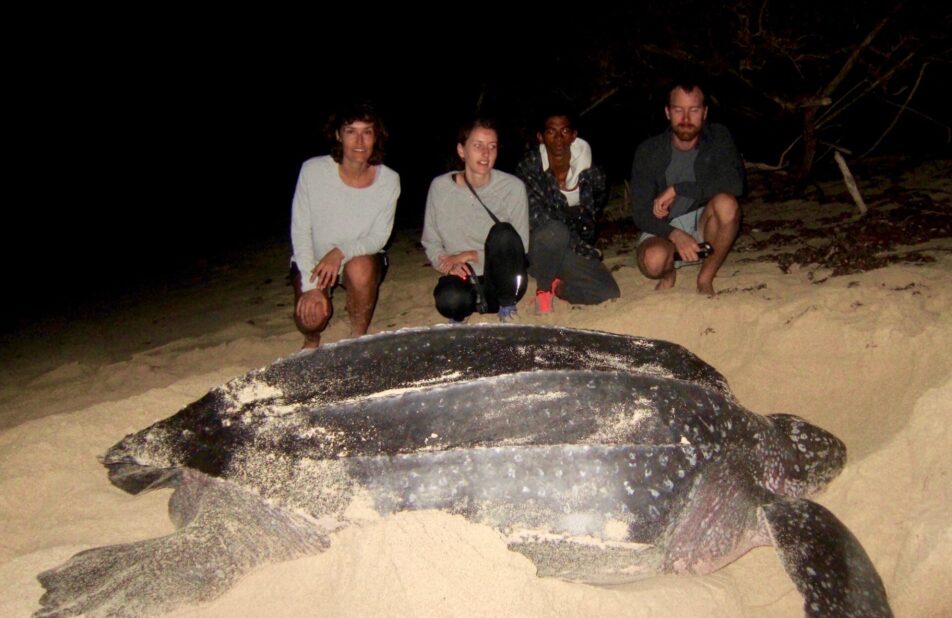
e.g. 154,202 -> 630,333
665,147 -> 698,219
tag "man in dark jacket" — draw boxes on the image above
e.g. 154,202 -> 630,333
517,110 -> 620,314
630,81 -> 744,295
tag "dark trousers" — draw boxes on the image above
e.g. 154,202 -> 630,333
434,223 -> 528,321
528,220 -> 620,305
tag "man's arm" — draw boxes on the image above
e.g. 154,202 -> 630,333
516,156 -> 566,231
706,125 -> 745,197
630,139 -> 675,237
559,165 -> 604,253
585,165 -> 608,219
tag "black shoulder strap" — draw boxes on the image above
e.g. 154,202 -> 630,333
460,173 -> 501,224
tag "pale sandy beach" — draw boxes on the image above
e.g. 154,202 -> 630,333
1,161 -> 950,616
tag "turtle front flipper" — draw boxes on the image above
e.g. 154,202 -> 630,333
35,469 -> 330,617
762,498 -> 892,618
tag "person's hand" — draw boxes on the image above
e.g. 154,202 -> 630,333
310,248 -> 344,289
438,251 -> 478,278
447,263 -> 469,278
295,288 -> 329,326
652,186 -> 677,219
669,229 -> 700,262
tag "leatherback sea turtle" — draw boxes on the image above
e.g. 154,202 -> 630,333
36,325 -> 891,617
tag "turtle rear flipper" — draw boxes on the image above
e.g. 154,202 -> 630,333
763,498 -> 892,618
36,469 -> 330,617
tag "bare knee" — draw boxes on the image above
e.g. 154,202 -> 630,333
708,193 -> 740,224
295,292 -> 331,335
298,305 -> 330,332
343,255 -> 380,293
638,240 -> 672,279
292,265 -> 331,337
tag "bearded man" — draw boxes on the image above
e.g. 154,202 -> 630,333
630,81 -> 744,295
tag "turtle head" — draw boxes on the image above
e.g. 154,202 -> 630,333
101,390 -> 234,494
757,414 -> 847,498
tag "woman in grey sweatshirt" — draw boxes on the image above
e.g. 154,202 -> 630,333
421,118 -> 529,322
290,101 -> 400,347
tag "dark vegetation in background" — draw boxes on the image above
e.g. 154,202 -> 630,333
4,3 -> 949,330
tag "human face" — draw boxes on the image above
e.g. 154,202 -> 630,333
337,120 -> 375,164
456,126 -> 498,176
665,87 -> 707,145
538,115 -> 577,160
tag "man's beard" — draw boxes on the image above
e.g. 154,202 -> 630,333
673,123 -> 701,142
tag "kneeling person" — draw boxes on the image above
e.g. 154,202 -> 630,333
290,101 -> 400,348
630,80 -> 744,296
422,118 -> 529,323
517,110 -> 620,313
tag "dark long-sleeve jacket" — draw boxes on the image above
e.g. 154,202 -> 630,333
630,123 -> 744,237
516,147 -> 607,260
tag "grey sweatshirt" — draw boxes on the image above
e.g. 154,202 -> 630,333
290,155 -> 400,292
421,171 -> 529,276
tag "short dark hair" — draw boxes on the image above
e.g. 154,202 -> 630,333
325,100 -> 388,165
457,116 -> 498,147
535,104 -> 578,135
666,79 -> 707,107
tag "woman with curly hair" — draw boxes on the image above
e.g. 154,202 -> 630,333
290,100 -> 400,348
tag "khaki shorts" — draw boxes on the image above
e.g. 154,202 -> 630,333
637,208 -> 705,268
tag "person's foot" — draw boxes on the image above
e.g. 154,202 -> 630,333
697,279 -> 716,296
655,270 -> 676,290
498,304 -> 518,323
535,290 -> 554,315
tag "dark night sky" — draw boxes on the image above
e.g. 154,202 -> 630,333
5,6 -> 948,329
6,12 -> 554,327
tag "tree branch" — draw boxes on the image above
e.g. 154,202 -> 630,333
878,100 -> 952,141
580,88 -> 619,117
834,151 -> 868,215
817,50 -> 917,129
861,62 -> 930,157
819,4 -> 904,98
